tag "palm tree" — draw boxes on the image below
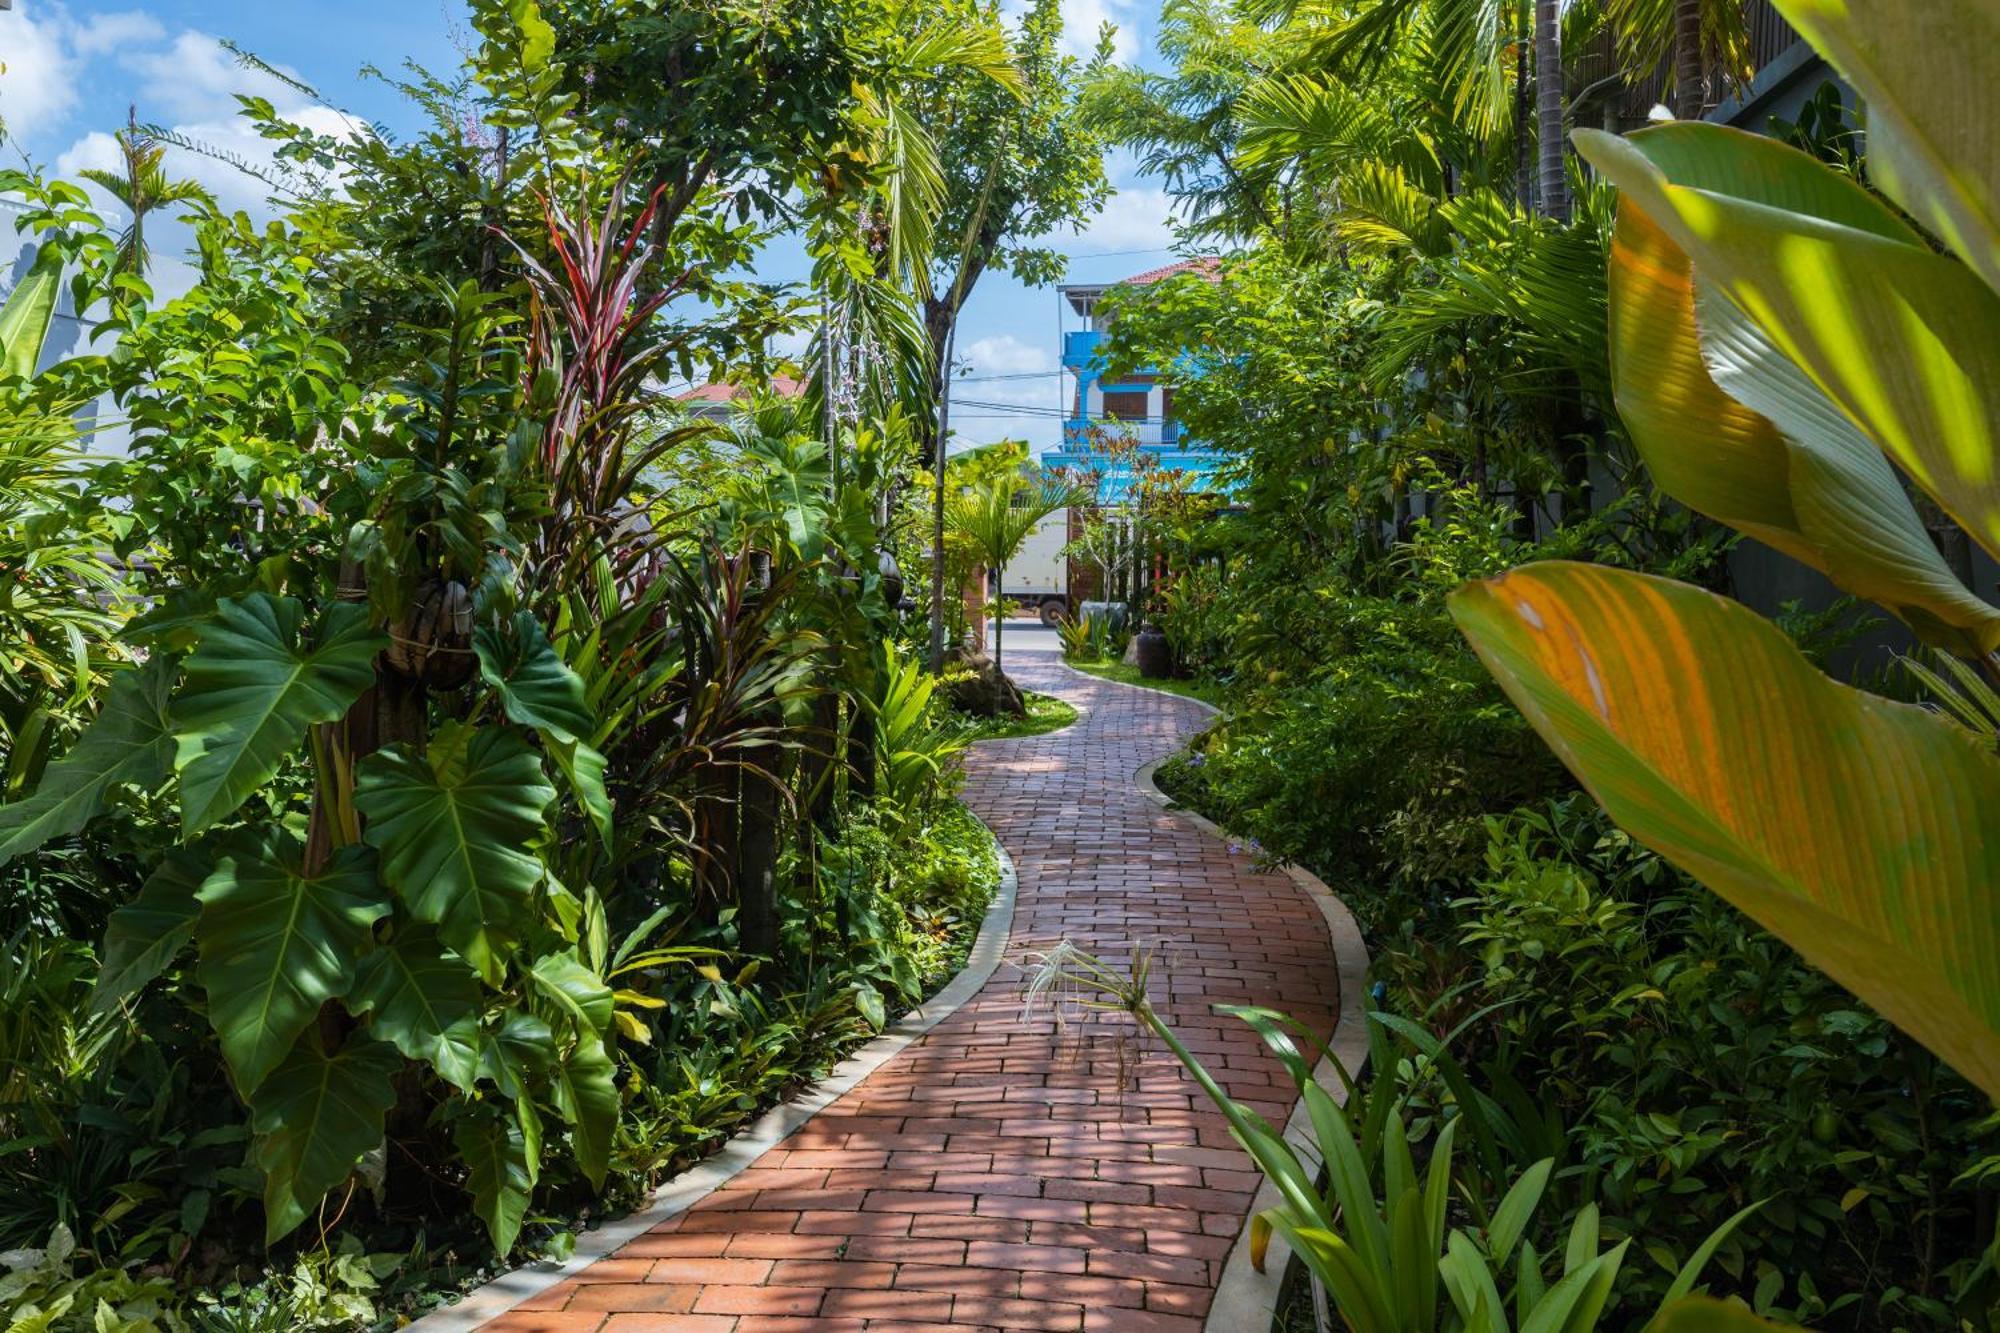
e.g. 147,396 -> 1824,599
945,466 -> 1090,683
1534,0 -> 1567,219
77,111 -> 208,279
1602,0 -> 1753,121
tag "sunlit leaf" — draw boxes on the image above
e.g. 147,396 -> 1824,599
1451,562 -> 2000,1100
551,1032 -> 618,1190
0,658 -> 176,865
351,924 -> 482,1091
1772,0 -> 2000,297
356,722 -> 554,986
171,595 -> 383,836
0,244 -> 62,380
195,835 -> 389,1097
1575,123 -> 2000,563
1605,202 -> 2000,653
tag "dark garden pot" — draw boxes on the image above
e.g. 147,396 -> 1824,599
1135,623 -> 1172,679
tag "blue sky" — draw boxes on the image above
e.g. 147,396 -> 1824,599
0,0 -> 1192,453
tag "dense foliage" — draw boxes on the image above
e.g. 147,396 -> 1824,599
1092,1 -> 1996,1328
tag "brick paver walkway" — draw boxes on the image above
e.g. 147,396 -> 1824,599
489,634 -> 1342,1332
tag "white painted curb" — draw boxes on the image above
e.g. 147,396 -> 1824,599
409,825 -> 1020,1330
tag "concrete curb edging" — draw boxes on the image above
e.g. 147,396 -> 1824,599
408,825 -> 1020,1331
1084,664 -> 1370,1333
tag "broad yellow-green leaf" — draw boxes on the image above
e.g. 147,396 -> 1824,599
171,596 -> 384,836
1771,0 -> 2000,298
1450,561 -> 2000,1099
195,835 -> 390,1096
249,1031 -> 400,1244
1606,202 -> 2000,654
355,722 -> 554,986
0,244 -> 61,380
1647,1297 -> 1784,1333
1575,123 -> 2000,563
0,658 -> 176,865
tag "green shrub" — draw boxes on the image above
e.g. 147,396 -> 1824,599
1449,797 -> 1992,1324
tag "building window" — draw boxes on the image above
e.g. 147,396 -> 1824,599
1101,390 -> 1147,422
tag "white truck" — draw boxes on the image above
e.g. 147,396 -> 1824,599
1002,508 -> 1073,626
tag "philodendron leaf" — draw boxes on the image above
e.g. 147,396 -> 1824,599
1450,561 -> 2000,1100
1648,1297 -> 1785,1333
249,1031 -> 400,1245
1574,123 -> 2000,564
93,847 -> 206,1015
551,1032 -> 618,1190
0,657 -> 176,865
356,722 -> 555,986
454,1107 -> 532,1256
1606,202 -> 2000,654
195,835 -> 390,1097
476,612 -> 613,848
171,595 -> 384,836
475,612 -> 593,743
527,949 -> 614,1039
350,925 -> 482,1091
1770,0 -> 2000,298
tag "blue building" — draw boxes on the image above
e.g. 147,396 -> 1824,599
1039,259 -> 1230,504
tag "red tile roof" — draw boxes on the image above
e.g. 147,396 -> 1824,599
676,373 -> 805,403
1119,257 -> 1221,286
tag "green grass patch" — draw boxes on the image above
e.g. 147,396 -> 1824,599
1065,658 -> 1226,708
952,689 -> 1078,740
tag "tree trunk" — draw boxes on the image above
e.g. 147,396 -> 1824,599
1535,0 -> 1569,222
732,748 -> 781,963
1673,0 -> 1706,121
991,560 -> 1005,682
1515,0 -> 1533,207
928,316 -> 958,674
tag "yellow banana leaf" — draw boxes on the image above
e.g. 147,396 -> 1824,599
1450,561 -> 2000,1100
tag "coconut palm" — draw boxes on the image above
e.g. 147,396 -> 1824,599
76,113 -> 208,279
945,465 -> 1090,683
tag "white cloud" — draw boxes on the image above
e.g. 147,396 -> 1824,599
0,2 -> 84,143
963,333 -> 1052,376
120,30 -> 306,125
1069,184 -> 1180,254
1000,0 -> 1137,66
71,11 -> 164,58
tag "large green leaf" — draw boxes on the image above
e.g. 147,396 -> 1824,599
475,612 -> 592,743
350,925 -> 482,1091
1605,202 -> 2000,654
355,722 -> 554,986
171,596 -> 384,836
93,847 -> 206,1015
527,949 -> 614,1038
551,1032 -> 618,1190
0,658 -> 176,865
249,1032 -> 400,1245
454,1108 -> 532,1256
1450,561 -> 2000,1100
1648,1297 -> 1785,1333
476,613 -> 612,847
1771,0 -> 2000,298
195,835 -> 390,1096
0,244 -> 62,380
1574,123 -> 2000,563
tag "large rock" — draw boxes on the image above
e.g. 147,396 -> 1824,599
946,650 -> 1026,718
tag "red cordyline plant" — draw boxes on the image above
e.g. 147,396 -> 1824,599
508,178 -> 703,597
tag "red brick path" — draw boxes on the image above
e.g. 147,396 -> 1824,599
487,637 -> 1342,1332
